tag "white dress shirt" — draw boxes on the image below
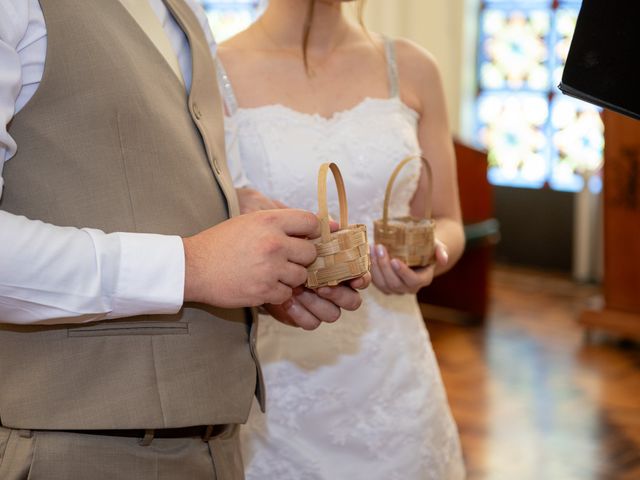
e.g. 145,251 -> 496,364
0,0 -> 220,325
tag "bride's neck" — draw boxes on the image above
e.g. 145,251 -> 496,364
258,0 -> 352,54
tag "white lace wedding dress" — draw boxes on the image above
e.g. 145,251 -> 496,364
217,38 -> 465,480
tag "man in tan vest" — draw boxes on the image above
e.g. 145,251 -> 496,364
0,0 -> 369,478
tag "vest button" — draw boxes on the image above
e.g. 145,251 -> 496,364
192,103 -> 202,120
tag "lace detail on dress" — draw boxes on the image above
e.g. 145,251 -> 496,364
241,289 -> 464,479
231,97 -> 423,234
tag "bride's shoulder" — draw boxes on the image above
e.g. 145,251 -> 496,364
378,36 -> 446,115
392,38 -> 442,86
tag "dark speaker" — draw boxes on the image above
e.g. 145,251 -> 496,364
559,0 -> 640,120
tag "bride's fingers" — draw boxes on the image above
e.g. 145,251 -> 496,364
369,246 -> 391,294
373,244 -> 405,294
434,241 -> 449,266
391,260 -> 435,292
390,259 -> 421,291
236,188 -> 284,213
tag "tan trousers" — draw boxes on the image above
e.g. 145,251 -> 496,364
0,425 -> 243,480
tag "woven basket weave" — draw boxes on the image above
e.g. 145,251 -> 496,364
374,155 -> 435,267
306,163 -> 371,288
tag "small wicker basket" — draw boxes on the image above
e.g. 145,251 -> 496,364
373,155 -> 435,267
306,163 -> 371,288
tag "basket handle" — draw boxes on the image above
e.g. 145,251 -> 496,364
317,162 -> 349,243
382,155 -> 433,227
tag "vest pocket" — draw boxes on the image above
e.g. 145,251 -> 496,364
67,320 -> 189,337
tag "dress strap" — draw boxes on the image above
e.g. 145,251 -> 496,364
214,55 -> 239,115
383,36 -> 400,98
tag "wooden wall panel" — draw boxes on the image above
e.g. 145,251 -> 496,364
580,110 -> 640,339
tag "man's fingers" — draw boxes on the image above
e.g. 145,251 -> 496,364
266,209 -> 320,237
283,299 -> 322,330
278,263 -> 309,289
266,283 -> 294,305
348,272 -> 370,290
264,303 -> 297,327
295,289 -> 341,324
283,237 -> 318,266
316,285 -> 362,311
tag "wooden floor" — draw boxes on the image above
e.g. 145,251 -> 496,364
424,265 -> 640,480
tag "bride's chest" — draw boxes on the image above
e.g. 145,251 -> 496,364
232,100 -> 422,216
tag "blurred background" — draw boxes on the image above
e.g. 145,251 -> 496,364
199,1 -> 640,478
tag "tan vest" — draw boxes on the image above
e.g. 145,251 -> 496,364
0,0 -> 263,430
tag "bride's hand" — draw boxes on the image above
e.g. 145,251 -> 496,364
370,240 -> 448,295
236,187 -> 287,214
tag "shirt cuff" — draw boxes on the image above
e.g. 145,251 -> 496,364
109,232 -> 185,318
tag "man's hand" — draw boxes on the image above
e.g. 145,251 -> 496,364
264,273 -> 371,330
183,209 -> 319,308
233,188 -> 371,329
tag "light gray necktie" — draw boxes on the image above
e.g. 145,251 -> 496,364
119,0 -> 185,86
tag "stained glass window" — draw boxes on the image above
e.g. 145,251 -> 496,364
198,0 -> 265,43
475,0 -> 604,191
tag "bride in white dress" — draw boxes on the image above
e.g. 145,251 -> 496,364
217,0 -> 466,478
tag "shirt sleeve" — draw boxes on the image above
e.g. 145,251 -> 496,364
0,213 -> 185,325
0,0 -> 185,325
0,0 -> 25,178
